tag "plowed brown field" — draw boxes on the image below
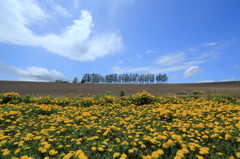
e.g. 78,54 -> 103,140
0,81 -> 240,97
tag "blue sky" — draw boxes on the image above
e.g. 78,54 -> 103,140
0,0 -> 240,83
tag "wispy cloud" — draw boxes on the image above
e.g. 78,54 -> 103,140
112,60 -> 204,74
184,66 -> 202,78
171,75 -> 178,79
203,42 -> 217,46
118,60 -> 123,64
146,50 -> 157,54
0,61 -> 67,82
234,65 -> 240,68
74,0 -> 79,10
108,0 -> 135,27
0,0 -> 123,61
137,54 -> 142,58
112,66 -> 150,74
196,80 -> 214,83
222,77 -> 238,82
186,47 -> 198,52
187,39 -> 235,59
112,39 -> 234,75
47,0 -> 72,17
197,51 -> 219,59
213,40 -> 235,50
155,53 -> 185,66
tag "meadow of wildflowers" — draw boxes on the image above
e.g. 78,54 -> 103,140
0,91 -> 240,159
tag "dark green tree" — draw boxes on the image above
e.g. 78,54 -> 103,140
73,77 -> 78,83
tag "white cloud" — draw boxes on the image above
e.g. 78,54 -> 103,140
186,39 -> 235,58
184,66 -> 202,78
186,47 -> 198,52
198,51 -> 219,59
47,0 -> 72,17
111,39 -> 235,76
112,66 -> 150,74
146,50 -> 156,54
0,61 -> 67,82
108,0 -> 135,26
234,65 -> 240,68
203,42 -> 217,46
118,60 -> 123,64
196,80 -> 214,83
0,0 -> 50,33
17,77 -> 48,82
137,54 -> 142,58
74,0 -> 79,10
0,0 -> 123,61
112,60 -> 204,74
172,75 -> 178,79
156,53 -> 185,66
222,77 -> 238,82
213,40 -> 234,50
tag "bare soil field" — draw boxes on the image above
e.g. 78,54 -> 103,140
0,81 -> 240,97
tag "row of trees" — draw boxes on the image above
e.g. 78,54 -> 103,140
79,73 -> 168,84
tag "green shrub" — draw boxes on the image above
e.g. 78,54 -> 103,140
21,95 -> 33,103
79,97 -> 95,107
103,95 -> 115,104
35,96 -> 54,105
212,95 -> 230,104
176,90 -> 187,95
104,91 -> 112,96
119,89 -> 126,97
0,92 -> 21,104
192,90 -> 200,95
130,90 -> 155,105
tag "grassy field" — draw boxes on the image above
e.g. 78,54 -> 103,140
0,90 -> 240,159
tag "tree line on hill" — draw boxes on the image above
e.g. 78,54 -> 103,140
78,73 -> 168,84
55,73 -> 168,84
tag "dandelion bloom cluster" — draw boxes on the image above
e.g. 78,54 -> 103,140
0,91 -> 240,158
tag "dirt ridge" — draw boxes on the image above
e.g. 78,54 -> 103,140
0,81 -> 239,97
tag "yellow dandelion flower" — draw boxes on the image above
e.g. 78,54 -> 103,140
38,147 -> 47,153
20,156 -> 28,159
156,149 -> 164,155
236,152 -> 240,158
66,145 -> 71,147
128,149 -> 134,153
228,156 -> 235,159
15,148 -> 21,154
167,139 -> 174,146
225,134 -> 231,140
217,152 -> 223,155
98,147 -> 104,151
163,142 -> 170,148
151,151 -> 159,158
63,153 -> 73,159
113,152 -> 120,158
142,155 -> 152,159
2,149 -> 10,156
196,155 -> 204,159
49,149 -> 58,155
176,150 -> 184,158
120,154 -> 127,159
199,147 -> 209,155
